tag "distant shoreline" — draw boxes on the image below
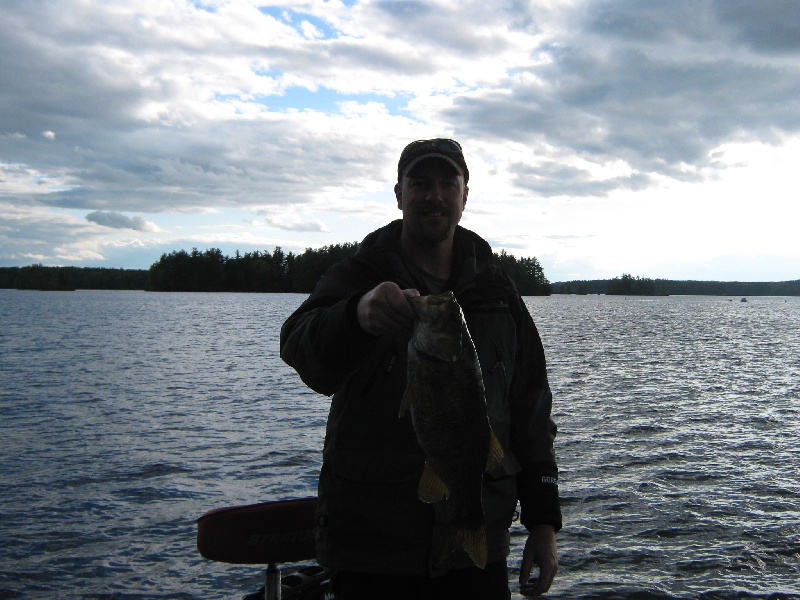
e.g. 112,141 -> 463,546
1,265 -> 798,296
551,278 -> 800,296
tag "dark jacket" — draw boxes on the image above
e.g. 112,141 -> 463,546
280,220 -> 561,576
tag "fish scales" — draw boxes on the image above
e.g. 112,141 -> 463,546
400,291 -> 504,569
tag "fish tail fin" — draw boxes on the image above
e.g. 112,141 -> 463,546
454,525 -> 488,569
418,462 -> 449,503
485,430 -> 504,473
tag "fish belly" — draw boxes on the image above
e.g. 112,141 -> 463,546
407,347 -> 490,521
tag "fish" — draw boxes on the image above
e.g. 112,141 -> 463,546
399,290 -> 504,569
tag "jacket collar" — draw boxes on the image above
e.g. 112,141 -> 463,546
358,219 -> 493,262
355,220 -> 499,298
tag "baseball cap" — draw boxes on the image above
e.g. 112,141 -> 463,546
397,138 -> 469,184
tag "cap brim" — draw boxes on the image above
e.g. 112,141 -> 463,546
401,153 -> 464,178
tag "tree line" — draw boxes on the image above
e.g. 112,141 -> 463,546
146,244 -> 552,295
4,260 -> 797,296
552,275 -> 800,296
0,265 -> 149,291
147,244 -> 361,293
0,244 -> 552,295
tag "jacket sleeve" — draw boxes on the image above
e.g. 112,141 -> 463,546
280,261 -> 379,396
508,292 -> 563,533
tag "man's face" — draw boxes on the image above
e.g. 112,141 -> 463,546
394,159 -> 468,246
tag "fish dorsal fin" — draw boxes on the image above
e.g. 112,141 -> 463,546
418,462 -> 449,503
485,431 -> 504,473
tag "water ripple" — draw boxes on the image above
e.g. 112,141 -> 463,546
1,292 -> 799,598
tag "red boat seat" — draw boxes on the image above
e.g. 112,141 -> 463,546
197,497 -> 318,565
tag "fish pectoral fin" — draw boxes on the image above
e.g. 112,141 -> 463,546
398,388 -> 413,418
485,431 -> 504,473
454,525 -> 488,570
418,463 -> 449,503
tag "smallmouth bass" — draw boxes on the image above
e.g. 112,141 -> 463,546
400,291 -> 504,569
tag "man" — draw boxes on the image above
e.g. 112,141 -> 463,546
280,139 -> 561,599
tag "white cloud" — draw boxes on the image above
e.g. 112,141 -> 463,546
258,206 -> 330,233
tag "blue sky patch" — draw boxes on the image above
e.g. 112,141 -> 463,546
259,6 -> 341,39
253,85 -> 412,116
189,1 -> 217,13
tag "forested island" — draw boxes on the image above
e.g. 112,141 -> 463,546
1,247 -> 797,296
553,274 -> 800,296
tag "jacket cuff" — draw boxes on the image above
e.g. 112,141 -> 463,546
517,470 -> 563,533
318,292 -> 377,367
344,290 -> 378,338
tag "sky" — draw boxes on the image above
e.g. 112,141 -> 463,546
2,0 -> 799,283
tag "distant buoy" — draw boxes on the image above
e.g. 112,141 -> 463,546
740,298 -> 748,302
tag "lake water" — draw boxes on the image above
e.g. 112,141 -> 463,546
1,290 -> 798,599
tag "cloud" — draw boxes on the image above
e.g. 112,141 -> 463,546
2,0 -> 800,279
85,211 -> 160,232
545,234 -> 598,241
0,201 -> 111,264
713,0 -> 800,53
510,161 -> 651,197
10,0 -> 798,217
260,211 -> 330,233
443,5 -> 800,191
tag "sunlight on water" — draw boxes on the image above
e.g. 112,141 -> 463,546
1,291 -> 798,599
